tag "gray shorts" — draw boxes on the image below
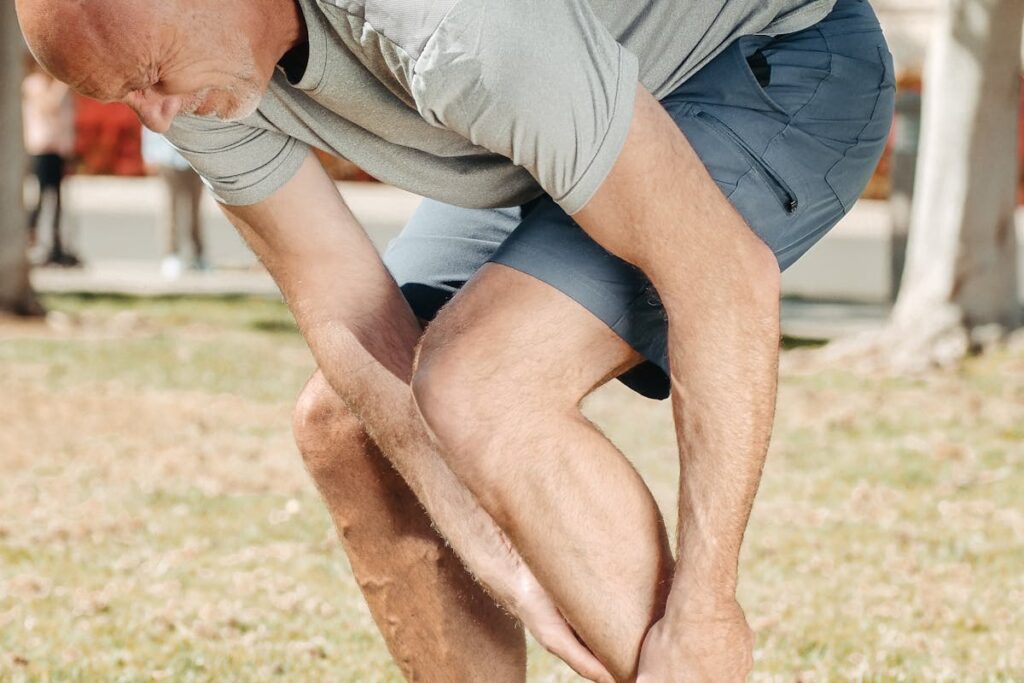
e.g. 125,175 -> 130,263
383,0 -> 895,400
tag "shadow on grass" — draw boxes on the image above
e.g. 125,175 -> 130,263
43,293 -> 822,346
42,292 -> 259,306
781,335 -> 827,350
249,319 -> 300,334
38,292 -> 302,341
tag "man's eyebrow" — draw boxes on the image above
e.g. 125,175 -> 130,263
66,68 -> 145,102
119,81 -> 146,98
124,73 -> 153,92
118,65 -> 159,97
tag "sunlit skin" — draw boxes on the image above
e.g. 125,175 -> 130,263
15,0 -> 302,132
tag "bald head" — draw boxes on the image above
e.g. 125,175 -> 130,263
16,0 -> 305,131
17,0 -> 164,98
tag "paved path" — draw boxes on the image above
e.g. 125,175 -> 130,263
33,262 -> 892,339
30,176 -> 1024,339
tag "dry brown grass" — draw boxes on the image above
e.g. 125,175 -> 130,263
1,295 -> 1022,682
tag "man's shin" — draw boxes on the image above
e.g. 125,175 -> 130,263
292,372 -> 527,682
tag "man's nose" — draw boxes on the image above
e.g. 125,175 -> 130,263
129,90 -> 183,134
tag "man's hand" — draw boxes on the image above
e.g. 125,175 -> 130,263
512,566 -> 615,683
636,600 -> 753,683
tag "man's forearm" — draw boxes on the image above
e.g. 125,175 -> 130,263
634,306 -> 777,679
308,320 -> 531,606
572,88 -> 782,618
571,87 -> 780,680
667,289 -> 780,615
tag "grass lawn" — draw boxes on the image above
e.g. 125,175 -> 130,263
1,294 -> 1022,682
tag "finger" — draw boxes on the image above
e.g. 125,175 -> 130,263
542,624 -> 615,683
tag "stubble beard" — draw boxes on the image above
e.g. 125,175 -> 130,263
183,70 -> 265,123
215,78 -> 264,121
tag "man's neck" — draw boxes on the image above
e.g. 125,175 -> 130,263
266,0 -> 308,63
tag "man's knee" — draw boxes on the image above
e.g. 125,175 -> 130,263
410,334 -> 484,456
292,372 -> 366,478
412,327 -> 574,480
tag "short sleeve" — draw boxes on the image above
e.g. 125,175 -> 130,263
409,0 -> 639,215
163,115 -> 310,206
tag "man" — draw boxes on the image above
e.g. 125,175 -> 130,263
17,0 -> 894,679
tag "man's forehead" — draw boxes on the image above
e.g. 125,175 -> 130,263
18,0 -> 164,98
41,44 -> 147,101
47,37 -> 158,101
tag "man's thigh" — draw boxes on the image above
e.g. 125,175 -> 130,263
382,200 -> 522,322
384,194 -> 659,399
420,262 -> 643,400
383,195 -> 668,399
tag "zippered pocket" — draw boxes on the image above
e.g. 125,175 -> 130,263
694,110 -> 799,214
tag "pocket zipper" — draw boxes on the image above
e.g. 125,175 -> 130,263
695,111 -> 799,214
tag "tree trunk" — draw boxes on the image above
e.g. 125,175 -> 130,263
0,8 -> 42,316
889,0 -> 1023,366
829,0 -> 1022,371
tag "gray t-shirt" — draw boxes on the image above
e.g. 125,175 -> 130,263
166,0 -> 835,213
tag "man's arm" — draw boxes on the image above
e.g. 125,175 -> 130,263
574,86 -> 781,681
221,152 -> 613,683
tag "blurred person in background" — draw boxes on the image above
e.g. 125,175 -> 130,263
142,127 -> 208,279
22,54 -> 79,267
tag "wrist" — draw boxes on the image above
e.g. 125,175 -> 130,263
663,594 -> 744,631
665,569 -> 739,621
674,532 -> 739,599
